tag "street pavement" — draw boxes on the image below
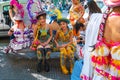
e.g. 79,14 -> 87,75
0,37 -> 71,80
0,52 -> 71,80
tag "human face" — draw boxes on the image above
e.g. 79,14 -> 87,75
38,15 -> 46,25
71,0 -> 79,4
59,21 -> 68,30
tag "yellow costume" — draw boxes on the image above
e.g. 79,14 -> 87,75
69,3 -> 85,26
56,29 -> 75,74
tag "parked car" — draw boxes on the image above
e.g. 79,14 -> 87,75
0,1 -> 10,37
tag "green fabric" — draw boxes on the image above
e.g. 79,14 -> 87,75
38,29 -> 50,43
57,18 -> 70,24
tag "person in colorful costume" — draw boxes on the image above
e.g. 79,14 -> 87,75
9,0 -> 19,25
9,0 -> 24,40
2,14 -> 30,53
32,10 -> 52,72
9,0 -> 24,20
54,18 -> 75,74
50,16 -> 60,52
71,22 -> 85,80
81,0 -> 120,80
48,4 -> 62,24
69,0 -> 85,26
26,0 -> 41,45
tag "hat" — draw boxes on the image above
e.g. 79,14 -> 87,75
57,18 -> 70,24
36,10 -> 46,20
103,0 -> 120,7
13,14 -> 23,21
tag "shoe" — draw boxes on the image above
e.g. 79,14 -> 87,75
37,61 -> 42,72
70,66 -> 73,74
61,66 -> 69,75
70,61 -> 74,74
44,62 -> 50,72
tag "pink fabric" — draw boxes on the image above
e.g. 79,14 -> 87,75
91,55 -> 110,65
10,0 -> 24,18
102,38 -> 120,48
103,0 -> 120,7
95,68 -> 120,80
79,47 -> 83,58
109,12 -> 120,17
95,41 -> 104,48
81,75 -> 92,80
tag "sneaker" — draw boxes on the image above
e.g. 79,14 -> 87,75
61,65 -> 69,75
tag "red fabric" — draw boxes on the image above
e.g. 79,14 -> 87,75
95,68 -> 120,80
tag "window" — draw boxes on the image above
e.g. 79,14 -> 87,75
3,5 -> 10,11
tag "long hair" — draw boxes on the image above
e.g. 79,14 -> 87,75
87,1 -> 102,15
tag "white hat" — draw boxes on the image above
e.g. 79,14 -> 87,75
13,14 -> 23,21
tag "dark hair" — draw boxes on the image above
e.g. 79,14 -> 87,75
54,19 -> 57,22
74,22 -> 84,34
87,1 -> 102,14
36,14 -> 46,20
10,5 -> 14,9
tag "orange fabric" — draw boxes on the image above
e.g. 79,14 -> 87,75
73,29 -> 79,36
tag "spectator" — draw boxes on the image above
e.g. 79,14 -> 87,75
71,22 -> 85,80
48,4 -> 62,24
87,0 -> 102,20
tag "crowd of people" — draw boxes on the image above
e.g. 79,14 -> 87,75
1,0 -> 120,80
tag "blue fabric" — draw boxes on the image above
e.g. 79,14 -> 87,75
49,15 -> 57,24
71,59 -> 83,80
53,30 -> 57,35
